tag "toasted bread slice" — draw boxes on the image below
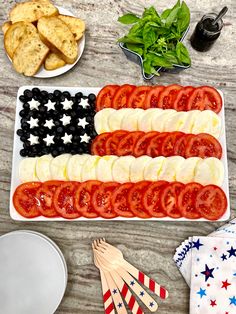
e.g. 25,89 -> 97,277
13,32 -> 49,76
4,22 -> 37,59
58,15 -> 85,41
2,21 -> 11,35
44,52 -> 66,70
38,16 -> 78,64
9,0 -> 58,23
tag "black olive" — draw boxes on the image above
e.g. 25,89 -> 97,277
24,89 -> 33,99
17,129 -> 24,136
56,126 -> 64,134
48,93 -> 55,101
28,151 -> 36,157
65,144 -> 72,153
59,95 -> 65,102
86,116 -> 93,123
42,147 -> 49,155
73,134 -> 81,142
75,92 -> 83,99
32,87 -> 40,95
21,122 -> 29,130
70,111 -> 77,118
23,142 -> 31,149
41,90 -> 49,98
88,93 -> 96,102
58,146 -> 65,153
62,91 -> 71,99
19,95 -> 26,102
19,109 -> 27,118
23,103 -> 30,110
20,149 -> 27,157
70,149 -> 76,154
54,90 -> 61,98
39,105 -> 47,113
51,149 -> 59,157
54,120 -> 60,127
20,135 -> 27,142
68,125 -> 76,133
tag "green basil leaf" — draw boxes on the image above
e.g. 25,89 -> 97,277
163,51 -> 179,64
142,6 -> 159,18
118,35 -> 143,44
148,52 -> 173,68
142,23 -> 157,49
161,8 -> 171,20
165,0 -> 181,28
126,43 -> 143,56
118,13 -> 140,24
177,1 -> 190,33
176,42 -> 191,65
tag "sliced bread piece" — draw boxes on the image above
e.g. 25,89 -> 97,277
9,0 -> 58,23
58,15 -> 85,41
13,32 -> 49,76
37,16 -> 78,64
44,52 -> 66,70
4,21 -> 37,58
2,21 -> 11,34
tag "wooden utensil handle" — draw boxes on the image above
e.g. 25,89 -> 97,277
100,270 -> 115,314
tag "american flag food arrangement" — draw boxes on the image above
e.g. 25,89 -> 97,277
10,85 -> 229,221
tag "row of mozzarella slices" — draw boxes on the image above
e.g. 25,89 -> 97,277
13,180 -> 227,220
19,154 -> 224,186
91,131 -> 222,159
94,108 -> 221,139
96,84 -> 223,113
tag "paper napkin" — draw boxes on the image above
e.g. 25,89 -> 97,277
189,236 -> 236,313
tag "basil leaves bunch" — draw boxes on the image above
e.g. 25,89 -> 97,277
118,0 -> 191,76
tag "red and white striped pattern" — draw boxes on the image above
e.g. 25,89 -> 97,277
121,283 -> 144,314
103,289 -> 115,314
138,271 -> 167,299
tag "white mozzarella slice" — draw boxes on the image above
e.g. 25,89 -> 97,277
194,157 -> 224,186
192,110 -> 222,138
164,111 -> 188,132
19,157 -> 39,182
96,156 -> 118,182
50,154 -> 71,180
94,108 -> 115,134
158,156 -> 185,181
36,154 -> 53,181
179,110 -> 201,133
143,156 -> 166,181
152,109 -> 176,132
130,156 -> 152,182
108,109 -> 133,132
138,109 -> 161,132
112,156 -> 135,183
67,154 -> 89,181
121,108 -> 144,131
176,157 -> 201,183
81,155 -> 101,181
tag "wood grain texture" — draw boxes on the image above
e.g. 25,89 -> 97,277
0,0 -> 236,313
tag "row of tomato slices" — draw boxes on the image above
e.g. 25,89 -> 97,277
13,180 -> 227,221
96,84 -> 223,113
91,131 -> 222,159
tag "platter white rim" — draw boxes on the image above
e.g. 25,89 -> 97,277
9,85 -> 230,222
0,230 -> 68,314
6,6 -> 85,78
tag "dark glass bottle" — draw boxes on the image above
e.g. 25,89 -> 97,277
190,13 -> 223,52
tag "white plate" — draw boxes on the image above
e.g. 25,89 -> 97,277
6,7 -> 85,78
10,86 -> 230,222
0,231 -> 67,314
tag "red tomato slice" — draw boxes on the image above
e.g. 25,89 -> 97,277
178,183 -> 202,219
195,185 -> 227,220
92,182 -> 120,219
111,183 -> 134,217
146,132 -> 169,157
173,134 -> 194,157
113,84 -> 135,109
173,86 -> 194,111
53,182 -> 80,219
91,133 -> 112,156
117,131 -> 144,156
185,133 -> 222,159
127,86 -> 152,108
187,86 -> 222,113
105,130 -> 128,155
146,86 -> 165,108
161,182 -> 185,218
36,181 -> 63,217
74,180 -> 101,218
96,85 -> 119,111
161,131 -> 184,157
13,182 -> 41,218
142,181 -> 169,217
128,181 -> 151,218
158,84 -> 183,109
133,131 -> 158,157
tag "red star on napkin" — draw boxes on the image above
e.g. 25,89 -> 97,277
221,279 -> 231,290
210,300 -> 217,307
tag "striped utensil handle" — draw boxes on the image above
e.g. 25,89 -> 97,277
122,260 -> 169,299
111,271 -> 144,314
100,270 -> 115,314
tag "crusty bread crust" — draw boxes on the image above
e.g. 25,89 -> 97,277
2,21 -> 11,35
44,52 -> 66,70
58,15 -> 85,41
13,33 -> 49,76
37,16 -> 78,64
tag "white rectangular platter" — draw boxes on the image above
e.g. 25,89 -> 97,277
10,86 -> 230,221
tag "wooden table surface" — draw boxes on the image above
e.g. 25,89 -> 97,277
0,0 -> 235,313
